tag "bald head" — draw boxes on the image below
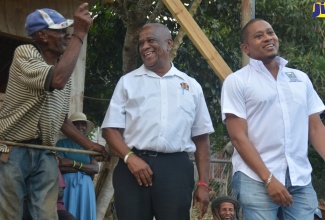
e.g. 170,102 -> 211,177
141,23 -> 172,41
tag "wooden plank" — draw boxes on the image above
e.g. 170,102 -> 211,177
162,0 -> 232,81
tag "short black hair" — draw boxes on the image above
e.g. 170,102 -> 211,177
241,18 -> 265,44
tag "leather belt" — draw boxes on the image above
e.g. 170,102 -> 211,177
132,148 -> 185,157
132,148 -> 160,157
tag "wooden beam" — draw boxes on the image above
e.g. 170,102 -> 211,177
162,0 -> 232,81
163,0 -> 232,81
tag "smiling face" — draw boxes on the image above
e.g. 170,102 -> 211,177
138,23 -> 173,76
218,202 -> 236,220
240,20 -> 279,64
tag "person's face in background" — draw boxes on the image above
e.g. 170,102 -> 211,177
218,202 -> 236,220
72,121 -> 87,136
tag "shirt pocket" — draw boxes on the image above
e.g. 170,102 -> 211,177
288,82 -> 307,106
177,88 -> 195,119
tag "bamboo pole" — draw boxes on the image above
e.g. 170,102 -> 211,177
0,140 -> 103,156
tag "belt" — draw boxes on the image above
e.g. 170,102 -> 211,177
132,148 -> 160,157
132,148 -> 185,157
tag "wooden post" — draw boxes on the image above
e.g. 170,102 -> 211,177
162,0 -> 232,81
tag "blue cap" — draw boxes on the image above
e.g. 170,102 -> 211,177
315,208 -> 322,219
25,8 -> 74,36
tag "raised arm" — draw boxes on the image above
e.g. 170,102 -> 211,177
51,3 -> 93,90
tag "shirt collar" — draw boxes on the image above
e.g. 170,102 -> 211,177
249,56 -> 288,72
135,62 -> 186,80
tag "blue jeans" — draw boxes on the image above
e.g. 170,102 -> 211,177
231,171 -> 318,220
0,146 -> 59,220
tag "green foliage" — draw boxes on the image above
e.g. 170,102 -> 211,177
84,2 -> 126,126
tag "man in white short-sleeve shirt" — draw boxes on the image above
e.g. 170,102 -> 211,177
221,18 -> 325,220
101,23 -> 214,220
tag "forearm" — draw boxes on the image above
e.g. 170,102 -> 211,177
51,41 -> 82,89
60,159 -> 98,175
231,137 -> 270,183
51,3 -> 92,90
193,134 -> 211,183
102,127 -> 130,159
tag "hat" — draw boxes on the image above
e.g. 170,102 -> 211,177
69,112 -> 95,135
315,208 -> 322,219
25,8 -> 74,36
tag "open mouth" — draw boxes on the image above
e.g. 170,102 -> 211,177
264,43 -> 274,49
144,51 -> 153,57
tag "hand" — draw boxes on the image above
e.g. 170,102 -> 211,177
192,186 -> 210,219
91,143 -> 110,162
266,176 -> 294,206
126,154 -> 153,186
73,3 -> 93,37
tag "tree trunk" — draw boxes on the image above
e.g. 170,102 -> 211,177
95,156 -> 119,220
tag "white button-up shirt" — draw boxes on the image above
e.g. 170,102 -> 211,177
221,57 -> 325,186
102,64 -> 214,153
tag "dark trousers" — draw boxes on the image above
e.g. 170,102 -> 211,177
113,151 -> 194,220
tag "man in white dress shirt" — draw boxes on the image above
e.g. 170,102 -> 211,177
101,23 -> 214,220
221,18 -> 325,219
